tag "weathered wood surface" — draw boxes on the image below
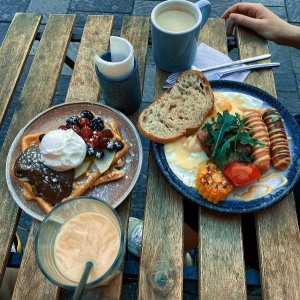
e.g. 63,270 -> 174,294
80,16 -> 150,299
138,60 -> 184,299
237,26 -> 300,300
198,19 -> 247,300
65,15 -> 113,103
0,14 -> 75,298
0,14 -> 76,299
0,13 -> 41,129
1,14 -> 299,300
0,13 -> 41,285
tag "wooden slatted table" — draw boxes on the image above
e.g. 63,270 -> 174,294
0,13 -> 299,300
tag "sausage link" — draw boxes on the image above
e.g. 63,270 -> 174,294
245,111 -> 271,174
262,108 -> 290,170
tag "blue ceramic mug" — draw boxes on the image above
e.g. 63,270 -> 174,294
151,0 -> 211,72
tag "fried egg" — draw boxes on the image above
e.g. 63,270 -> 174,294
164,92 -> 264,188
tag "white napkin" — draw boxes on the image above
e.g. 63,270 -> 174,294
94,36 -> 134,80
194,43 -> 249,81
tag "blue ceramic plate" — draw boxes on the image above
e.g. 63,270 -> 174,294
152,80 -> 300,213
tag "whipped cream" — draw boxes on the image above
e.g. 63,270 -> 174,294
40,129 -> 86,172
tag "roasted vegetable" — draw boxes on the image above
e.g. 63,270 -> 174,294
195,163 -> 234,204
202,110 -> 264,171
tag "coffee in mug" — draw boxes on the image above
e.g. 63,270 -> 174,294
151,0 -> 211,72
155,9 -> 197,32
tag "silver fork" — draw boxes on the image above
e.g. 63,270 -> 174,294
166,53 -> 272,85
163,62 -> 280,89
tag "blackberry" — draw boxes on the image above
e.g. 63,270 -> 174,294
66,115 -> 79,125
39,134 -> 45,141
114,141 -> 124,150
86,146 -> 95,157
106,141 -> 116,151
90,117 -> 104,131
95,149 -> 105,159
80,110 -> 94,120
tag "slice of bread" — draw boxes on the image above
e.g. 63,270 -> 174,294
138,70 -> 214,144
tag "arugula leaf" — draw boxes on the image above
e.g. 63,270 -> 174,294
202,110 -> 264,171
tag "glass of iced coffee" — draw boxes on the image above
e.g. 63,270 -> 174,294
35,196 -> 125,289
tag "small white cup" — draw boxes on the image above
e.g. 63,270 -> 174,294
94,36 -> 134,80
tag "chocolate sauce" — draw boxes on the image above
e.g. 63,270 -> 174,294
14,145 -> 74,204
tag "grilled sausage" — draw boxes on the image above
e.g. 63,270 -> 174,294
262,108 -> 290,170
245,111 -> 271,174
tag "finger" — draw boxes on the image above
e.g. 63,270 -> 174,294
226,18 -> 236,36
230,13 -> 261,32
221,3 -> 261,20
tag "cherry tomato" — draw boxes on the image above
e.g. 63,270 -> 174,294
223,162 -> 261,187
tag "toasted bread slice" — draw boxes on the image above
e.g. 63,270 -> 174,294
138,70 -> 214,144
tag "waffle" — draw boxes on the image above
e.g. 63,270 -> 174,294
18,119 -> 129,213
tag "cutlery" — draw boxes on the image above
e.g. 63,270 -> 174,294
163,62 -> 280,89
166,53 -> 271,84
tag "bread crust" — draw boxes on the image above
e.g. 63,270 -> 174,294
138,70 -> 214,144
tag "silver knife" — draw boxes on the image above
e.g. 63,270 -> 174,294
194,54 -> 271,72
163,62 -> 280,89
205,62 -> 280,81
166,54 -> 272,84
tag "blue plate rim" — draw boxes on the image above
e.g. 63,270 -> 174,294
152,80 -> 300,214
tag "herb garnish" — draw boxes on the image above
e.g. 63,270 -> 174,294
202,110 -> 264,171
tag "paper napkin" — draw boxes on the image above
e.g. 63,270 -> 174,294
194,43 -> 249,81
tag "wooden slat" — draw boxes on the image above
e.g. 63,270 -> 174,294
138,45 -> 184,300
77,16 -> 150,299
198,19 -> 247,299
12,221 -> 60,299
139,149 -> 184,299
237,26 -> 300,300
0,13 -> 41,131
0,14 -> 76,299
65,15 -> 114,103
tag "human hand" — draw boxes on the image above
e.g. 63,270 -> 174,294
220,3 -> 292,45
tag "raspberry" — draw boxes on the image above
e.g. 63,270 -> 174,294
98,137 -> 109,149
67,125 -> 80,135
86,137 -> 99,149
92,130 -> 103,139
101,129 -> 113,138
80,126 -> 93,138
78,117 -> 90,128
58,124 -> 68,130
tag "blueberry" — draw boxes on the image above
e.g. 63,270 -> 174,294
106,141 -> 116,151
39,134 -> 45,141
86,146 -> 95,157
95,149 -> 105,159
90,117 -> 104,131
114,141 -> 124,150
66,115 -> 79,125
80,110 -> 94,120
